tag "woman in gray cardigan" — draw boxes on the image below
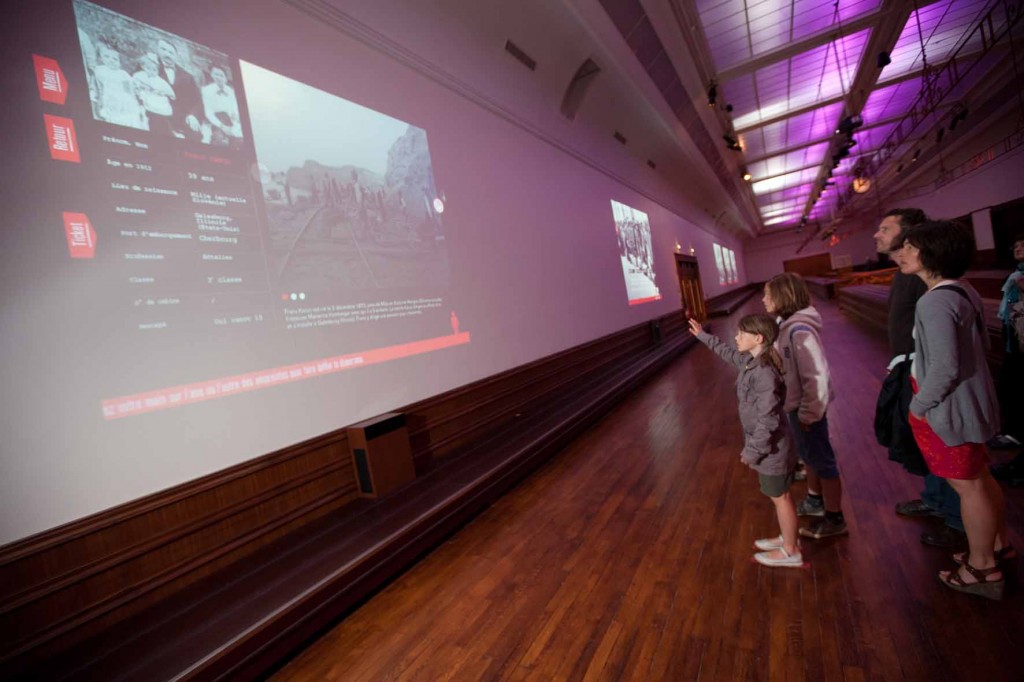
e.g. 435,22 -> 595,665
900,220 -> 1009,600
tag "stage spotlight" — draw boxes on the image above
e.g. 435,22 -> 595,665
912,149 -> 920,162
843,136 -> 857,149
836,115 -> 864,135
723,134 -> 742,151
725,104 -> 733,113
877,51 -> 892,68
742,169 -> 752,181
949,103 -> 968,131
707,82 -> 717,107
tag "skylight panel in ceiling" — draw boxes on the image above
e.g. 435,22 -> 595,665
752,166 -> 819,195
791,0 -> 879,41
741,102 -> 843,158
748,141 -> 830,180
880,0 -> 993,83
696,0 -> 879,72
730,28 -> 869,130
763,214 -> 803,226
862,79 -> 922,124
757,187 -> 811,213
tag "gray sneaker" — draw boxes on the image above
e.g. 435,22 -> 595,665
799,518 -> 849,539
796,496 -> 825,517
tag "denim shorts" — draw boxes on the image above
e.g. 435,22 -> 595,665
788,411 -> 840,479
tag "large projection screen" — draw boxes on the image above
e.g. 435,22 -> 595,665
0,0 -> 683,544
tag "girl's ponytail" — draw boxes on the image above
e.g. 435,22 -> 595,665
737,313 -> 784,375
764,346 -> 785,376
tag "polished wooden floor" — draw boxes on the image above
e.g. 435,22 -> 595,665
273,299 -> 1024,681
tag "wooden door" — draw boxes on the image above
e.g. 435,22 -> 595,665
675,254 -> 707,322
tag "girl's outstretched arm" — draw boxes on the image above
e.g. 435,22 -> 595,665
690,319 -> 746,369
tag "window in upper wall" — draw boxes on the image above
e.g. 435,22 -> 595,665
713,244 -> 725,285
713,243 -> 739,285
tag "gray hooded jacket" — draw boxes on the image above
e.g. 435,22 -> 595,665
696,331 -> 797,476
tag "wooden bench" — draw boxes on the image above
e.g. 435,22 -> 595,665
837,283 -> 1004,373
707,284 -> 761,317
804,276 -> 843,300
836,284 -> 889,336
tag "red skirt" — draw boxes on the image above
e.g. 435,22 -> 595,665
908,377 -> 989,480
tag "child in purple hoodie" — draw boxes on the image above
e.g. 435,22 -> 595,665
764,273 -> 846,540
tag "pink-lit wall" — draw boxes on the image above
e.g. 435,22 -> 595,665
882,146 -> 1024,223
2,0 -> 753,542
743,222 -> 878,283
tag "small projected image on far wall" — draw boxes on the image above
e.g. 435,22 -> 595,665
611,200 -> 660,305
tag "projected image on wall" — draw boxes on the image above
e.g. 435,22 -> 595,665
240,61 -> 450,294
74,0 -> 243,147
611,200 -> 660,305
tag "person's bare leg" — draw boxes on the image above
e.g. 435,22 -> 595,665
942,475 -> 1002,583
765,492 -> 799,559
983,472 -> 1010,553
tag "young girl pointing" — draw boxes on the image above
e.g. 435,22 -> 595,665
689,314 -> 801,567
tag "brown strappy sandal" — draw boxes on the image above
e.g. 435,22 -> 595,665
953,545 -> 1017,566
938,563 -> 1005,601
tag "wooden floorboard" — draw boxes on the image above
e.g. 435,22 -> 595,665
271,298 -> 1024,681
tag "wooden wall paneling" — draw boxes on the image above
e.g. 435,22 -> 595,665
405,321 -> 667,465
0,430 -> 351,583
414,332 -> 647,459
0,432 -> 357,667
0,435 -> 349,605
783,252 -> 832,277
